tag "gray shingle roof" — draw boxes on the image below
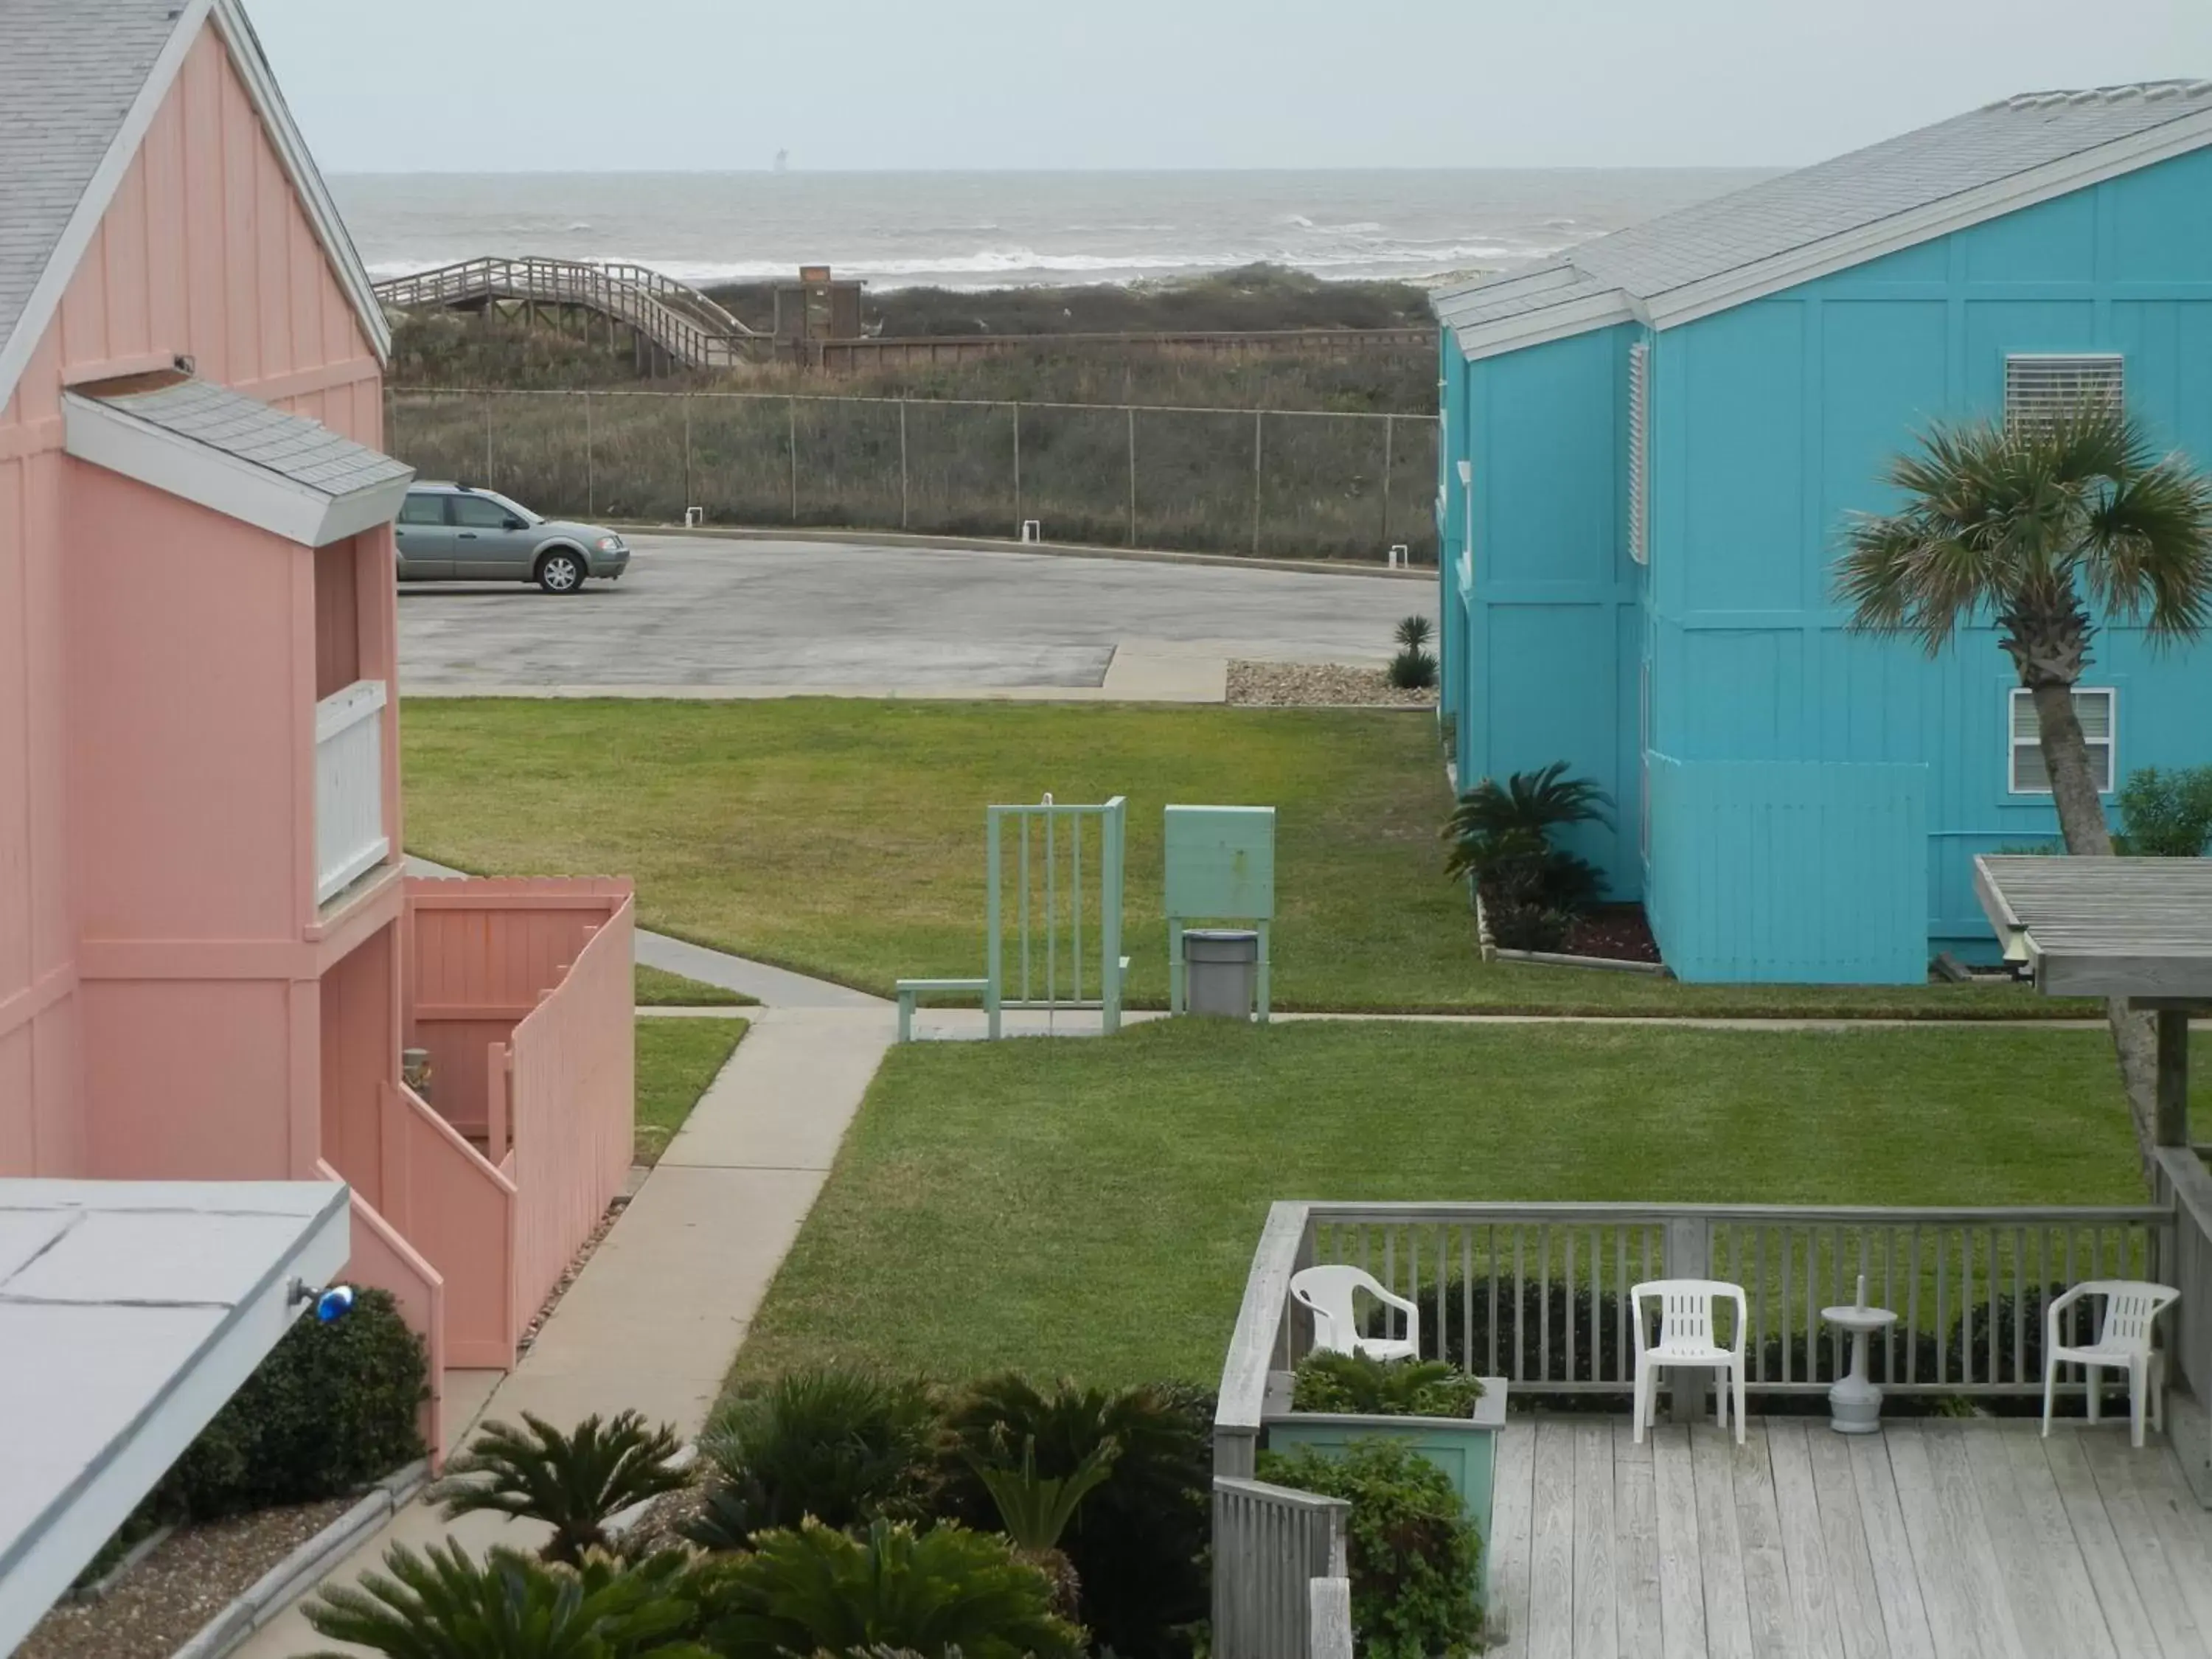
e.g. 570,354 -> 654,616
1436,81 -> 2212,348
0,0 -> 189,380
94,377 -> 413,497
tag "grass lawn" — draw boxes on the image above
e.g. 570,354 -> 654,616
635,964 -> 755,1006
406,699 -> 2068,1018
728,1020 -> 2180,1387
634,1015 -> 747,1164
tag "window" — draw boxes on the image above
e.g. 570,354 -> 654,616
1627,341 -> 1649,566
2004,354 -> 2123,434
449,494 -> 513,529
2009,687 -> 2115,794
397,492 -> 444,526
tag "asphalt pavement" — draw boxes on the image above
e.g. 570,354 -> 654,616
397,534 -> 1431,698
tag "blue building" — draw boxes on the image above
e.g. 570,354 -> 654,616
1430,83 -> 2212,984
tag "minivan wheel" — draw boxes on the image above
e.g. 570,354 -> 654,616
536,550 -> 584,594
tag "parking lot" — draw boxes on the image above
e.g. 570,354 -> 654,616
396,535 -> 1431,699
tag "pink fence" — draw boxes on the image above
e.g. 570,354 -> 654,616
400,876 -> 636,1354
504,894 -> 636,1327
374,1081 -> 518,1368
327,1162 -> 449,1461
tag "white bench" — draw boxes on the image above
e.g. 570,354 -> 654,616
894,977 -> 989,1043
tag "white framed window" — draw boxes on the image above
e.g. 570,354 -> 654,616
1627,341 -> 1649,566
2004,354 -> 2123,434
2008,686 -> 2115,794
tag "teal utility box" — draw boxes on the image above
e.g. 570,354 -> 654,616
1164,804 -> 1276,1020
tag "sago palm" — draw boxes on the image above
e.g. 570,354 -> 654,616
1835,398 -> 2212,855
302,1540 -> 712,1658
435,1412 -> 690,1566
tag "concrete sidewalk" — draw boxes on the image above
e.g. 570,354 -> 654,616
234,993 -> 894,1655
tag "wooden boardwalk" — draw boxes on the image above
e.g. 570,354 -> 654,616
1487,1416 -> 2212,1659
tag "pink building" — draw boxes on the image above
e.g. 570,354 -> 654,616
0,0 -> 635,1450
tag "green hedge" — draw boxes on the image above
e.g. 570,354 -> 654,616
162,1287 -> 429,1518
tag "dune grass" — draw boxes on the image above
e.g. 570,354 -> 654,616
729,1020 -> 2168,1387
406,698 -> 2066,1019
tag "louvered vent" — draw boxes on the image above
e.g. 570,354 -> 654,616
1627,341 -> 1649,566
2004,355 -> 2123,433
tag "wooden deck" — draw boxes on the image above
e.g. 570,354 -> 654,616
1486,1416 -> 2212,1659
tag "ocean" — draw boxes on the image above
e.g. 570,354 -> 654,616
329,169 -> 1770,292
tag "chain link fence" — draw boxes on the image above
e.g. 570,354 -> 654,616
385,389 -> 1439,564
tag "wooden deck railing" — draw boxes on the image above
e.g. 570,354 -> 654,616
1211,1476 -> 1348,1659
313,678 -> 387,904
1218,1198 -> 2174,1476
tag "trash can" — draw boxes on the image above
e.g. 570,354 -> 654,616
1183,928 -> 1260,1018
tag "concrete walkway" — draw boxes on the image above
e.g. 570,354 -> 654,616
237,936 -> 891,1654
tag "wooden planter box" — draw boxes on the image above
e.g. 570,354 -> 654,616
1260,1372 -> 1508,1594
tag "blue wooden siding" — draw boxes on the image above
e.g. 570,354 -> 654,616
1644,145 -> 2212,971
1447,324 -> 1645,896
1645,756 -> 1929,983
1437,331 -> 1467,737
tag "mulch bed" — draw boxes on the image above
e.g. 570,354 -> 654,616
1560,904 -> 1662,965
18,1496 -> 353,1659
1227,660 -> 1436,707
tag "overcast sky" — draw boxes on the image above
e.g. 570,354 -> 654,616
251,0 -> 2212,174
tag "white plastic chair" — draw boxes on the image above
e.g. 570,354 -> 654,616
1632,1279 -> 1747,1444
1290,1265 -> 1420,1363
2042,1279 -> 2178,1448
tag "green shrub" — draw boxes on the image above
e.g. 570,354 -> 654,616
435,1411 -> 690,1565
938,1375 -> 1211,1659
703,1518 -> 1081,1659
1258,1440 -> 1481,1659
1387,647 -> 1439,690
687,1368 -> 939,1551
2119,765 -> 2212,857
1394,615 -> 1434,652
305,1540 -> 712,1658
165,1287 -> 426,1519
1290,1352 -> 1485,1418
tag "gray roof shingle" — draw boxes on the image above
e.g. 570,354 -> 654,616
1436,82 -> 2212,348
0,0 -> 189,378
94,377 -> 412,498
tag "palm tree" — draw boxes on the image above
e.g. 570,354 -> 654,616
1836,398 -> 2212,855
1836,397 -> 2212,1166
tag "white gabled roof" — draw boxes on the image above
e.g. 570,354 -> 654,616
0,1178 -> 350,1655
1436,82 -> 2212,361
64,374 -> 414,546
0,0 -> 389,414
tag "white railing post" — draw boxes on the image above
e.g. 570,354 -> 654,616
313,678 -> 389,904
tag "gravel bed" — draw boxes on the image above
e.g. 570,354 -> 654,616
1227,660 -> 1436,707
19,1497 -> 354,1659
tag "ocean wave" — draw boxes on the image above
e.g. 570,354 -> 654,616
368,236 -> 1571,290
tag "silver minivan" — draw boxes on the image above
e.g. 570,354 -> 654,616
395,483 -> 630,593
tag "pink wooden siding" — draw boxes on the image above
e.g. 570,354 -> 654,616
506,896 -> 636,1326
0,15 -> 390,1180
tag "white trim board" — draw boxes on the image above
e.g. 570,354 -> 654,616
1447,104 -> 2212,362
63,392 -> 412,547
0,0 -> 390,417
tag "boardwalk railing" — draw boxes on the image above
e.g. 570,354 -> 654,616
375,257 -> 759,370
1217,1198 -> 2175,1477
1212,1476 -> 1348,1659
